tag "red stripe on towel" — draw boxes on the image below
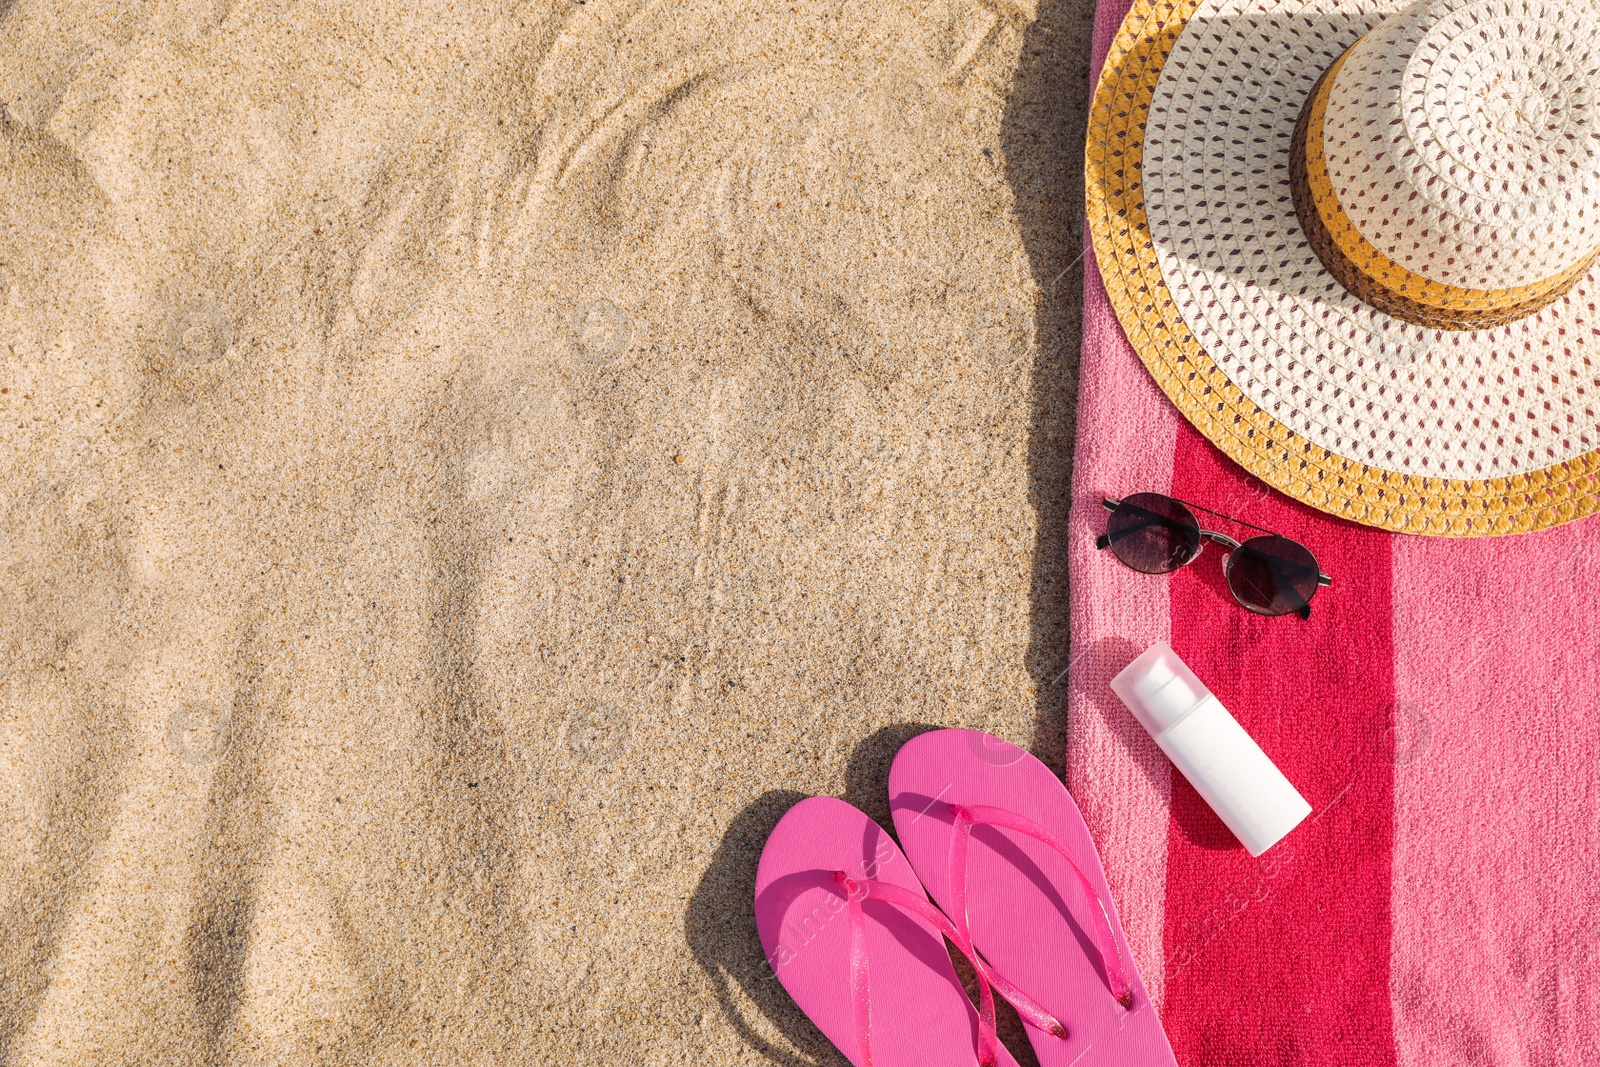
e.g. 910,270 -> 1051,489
1159,426 -> 1398,1067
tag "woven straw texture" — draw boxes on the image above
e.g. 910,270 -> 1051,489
1086,0 -> 1600,535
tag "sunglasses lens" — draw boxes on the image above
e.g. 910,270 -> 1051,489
1226,535 -> 1321,616
1105,493 -> 1201,574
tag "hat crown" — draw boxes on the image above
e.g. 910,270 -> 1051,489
1323,0 -> 1600,292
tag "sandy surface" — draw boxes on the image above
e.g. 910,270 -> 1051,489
0,1 -> 1094,1063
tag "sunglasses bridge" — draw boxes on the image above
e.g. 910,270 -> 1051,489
1198,529 -> 1244,552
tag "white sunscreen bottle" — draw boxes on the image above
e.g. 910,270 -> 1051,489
1110,641 -> 1311,856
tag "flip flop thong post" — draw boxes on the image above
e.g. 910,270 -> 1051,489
754,796 -> 1026,1067
889,730 -> 1178,1067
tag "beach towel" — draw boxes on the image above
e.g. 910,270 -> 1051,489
1065,2 -> 1600,1064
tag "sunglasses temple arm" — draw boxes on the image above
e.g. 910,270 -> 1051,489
1099,509 -> 1210,556
1276,558 -> 1333,587
1097,514 -> 1172,552
1096,499 -> 1123,549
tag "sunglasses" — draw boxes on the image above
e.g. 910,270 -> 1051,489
1096,493 -> 1332,619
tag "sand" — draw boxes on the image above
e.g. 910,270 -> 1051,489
0,1 -> 1095,1062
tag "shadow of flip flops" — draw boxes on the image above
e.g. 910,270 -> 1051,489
685,789 -> 846,1067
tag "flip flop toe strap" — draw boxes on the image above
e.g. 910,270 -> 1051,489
947,804 -> 1136,1014
832,871 -> 1003,1067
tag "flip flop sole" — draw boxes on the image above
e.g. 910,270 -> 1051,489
754,796 -> 1020,1067
889,730 -> 1178,1067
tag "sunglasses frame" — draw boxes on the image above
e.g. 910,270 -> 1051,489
1096,495 -> 1332,619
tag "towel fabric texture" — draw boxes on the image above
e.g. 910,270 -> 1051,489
1065,2 -> 1600,1064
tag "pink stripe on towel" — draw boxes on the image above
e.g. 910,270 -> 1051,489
1390,530 -> 1600,1067
1062,0 -> 1181,1014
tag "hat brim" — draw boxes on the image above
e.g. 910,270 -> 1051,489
1086,0 -> 1600,535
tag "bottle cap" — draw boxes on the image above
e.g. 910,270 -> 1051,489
1110,641 -> 1208,736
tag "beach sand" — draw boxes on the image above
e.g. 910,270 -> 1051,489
0,1 -> 1093,1062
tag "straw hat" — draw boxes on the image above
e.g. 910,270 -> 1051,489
1087,0 -> 1600,534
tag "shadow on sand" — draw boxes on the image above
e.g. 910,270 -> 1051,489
685,722 -> 1051,1065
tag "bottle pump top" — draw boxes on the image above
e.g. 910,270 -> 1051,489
1114,642 -> 1211,736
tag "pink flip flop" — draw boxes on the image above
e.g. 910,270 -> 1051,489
754,796 -> 1031,1067
888,730 -> 1178,1067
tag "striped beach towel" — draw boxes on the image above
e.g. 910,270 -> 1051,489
1065,2 -> 1600,1064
